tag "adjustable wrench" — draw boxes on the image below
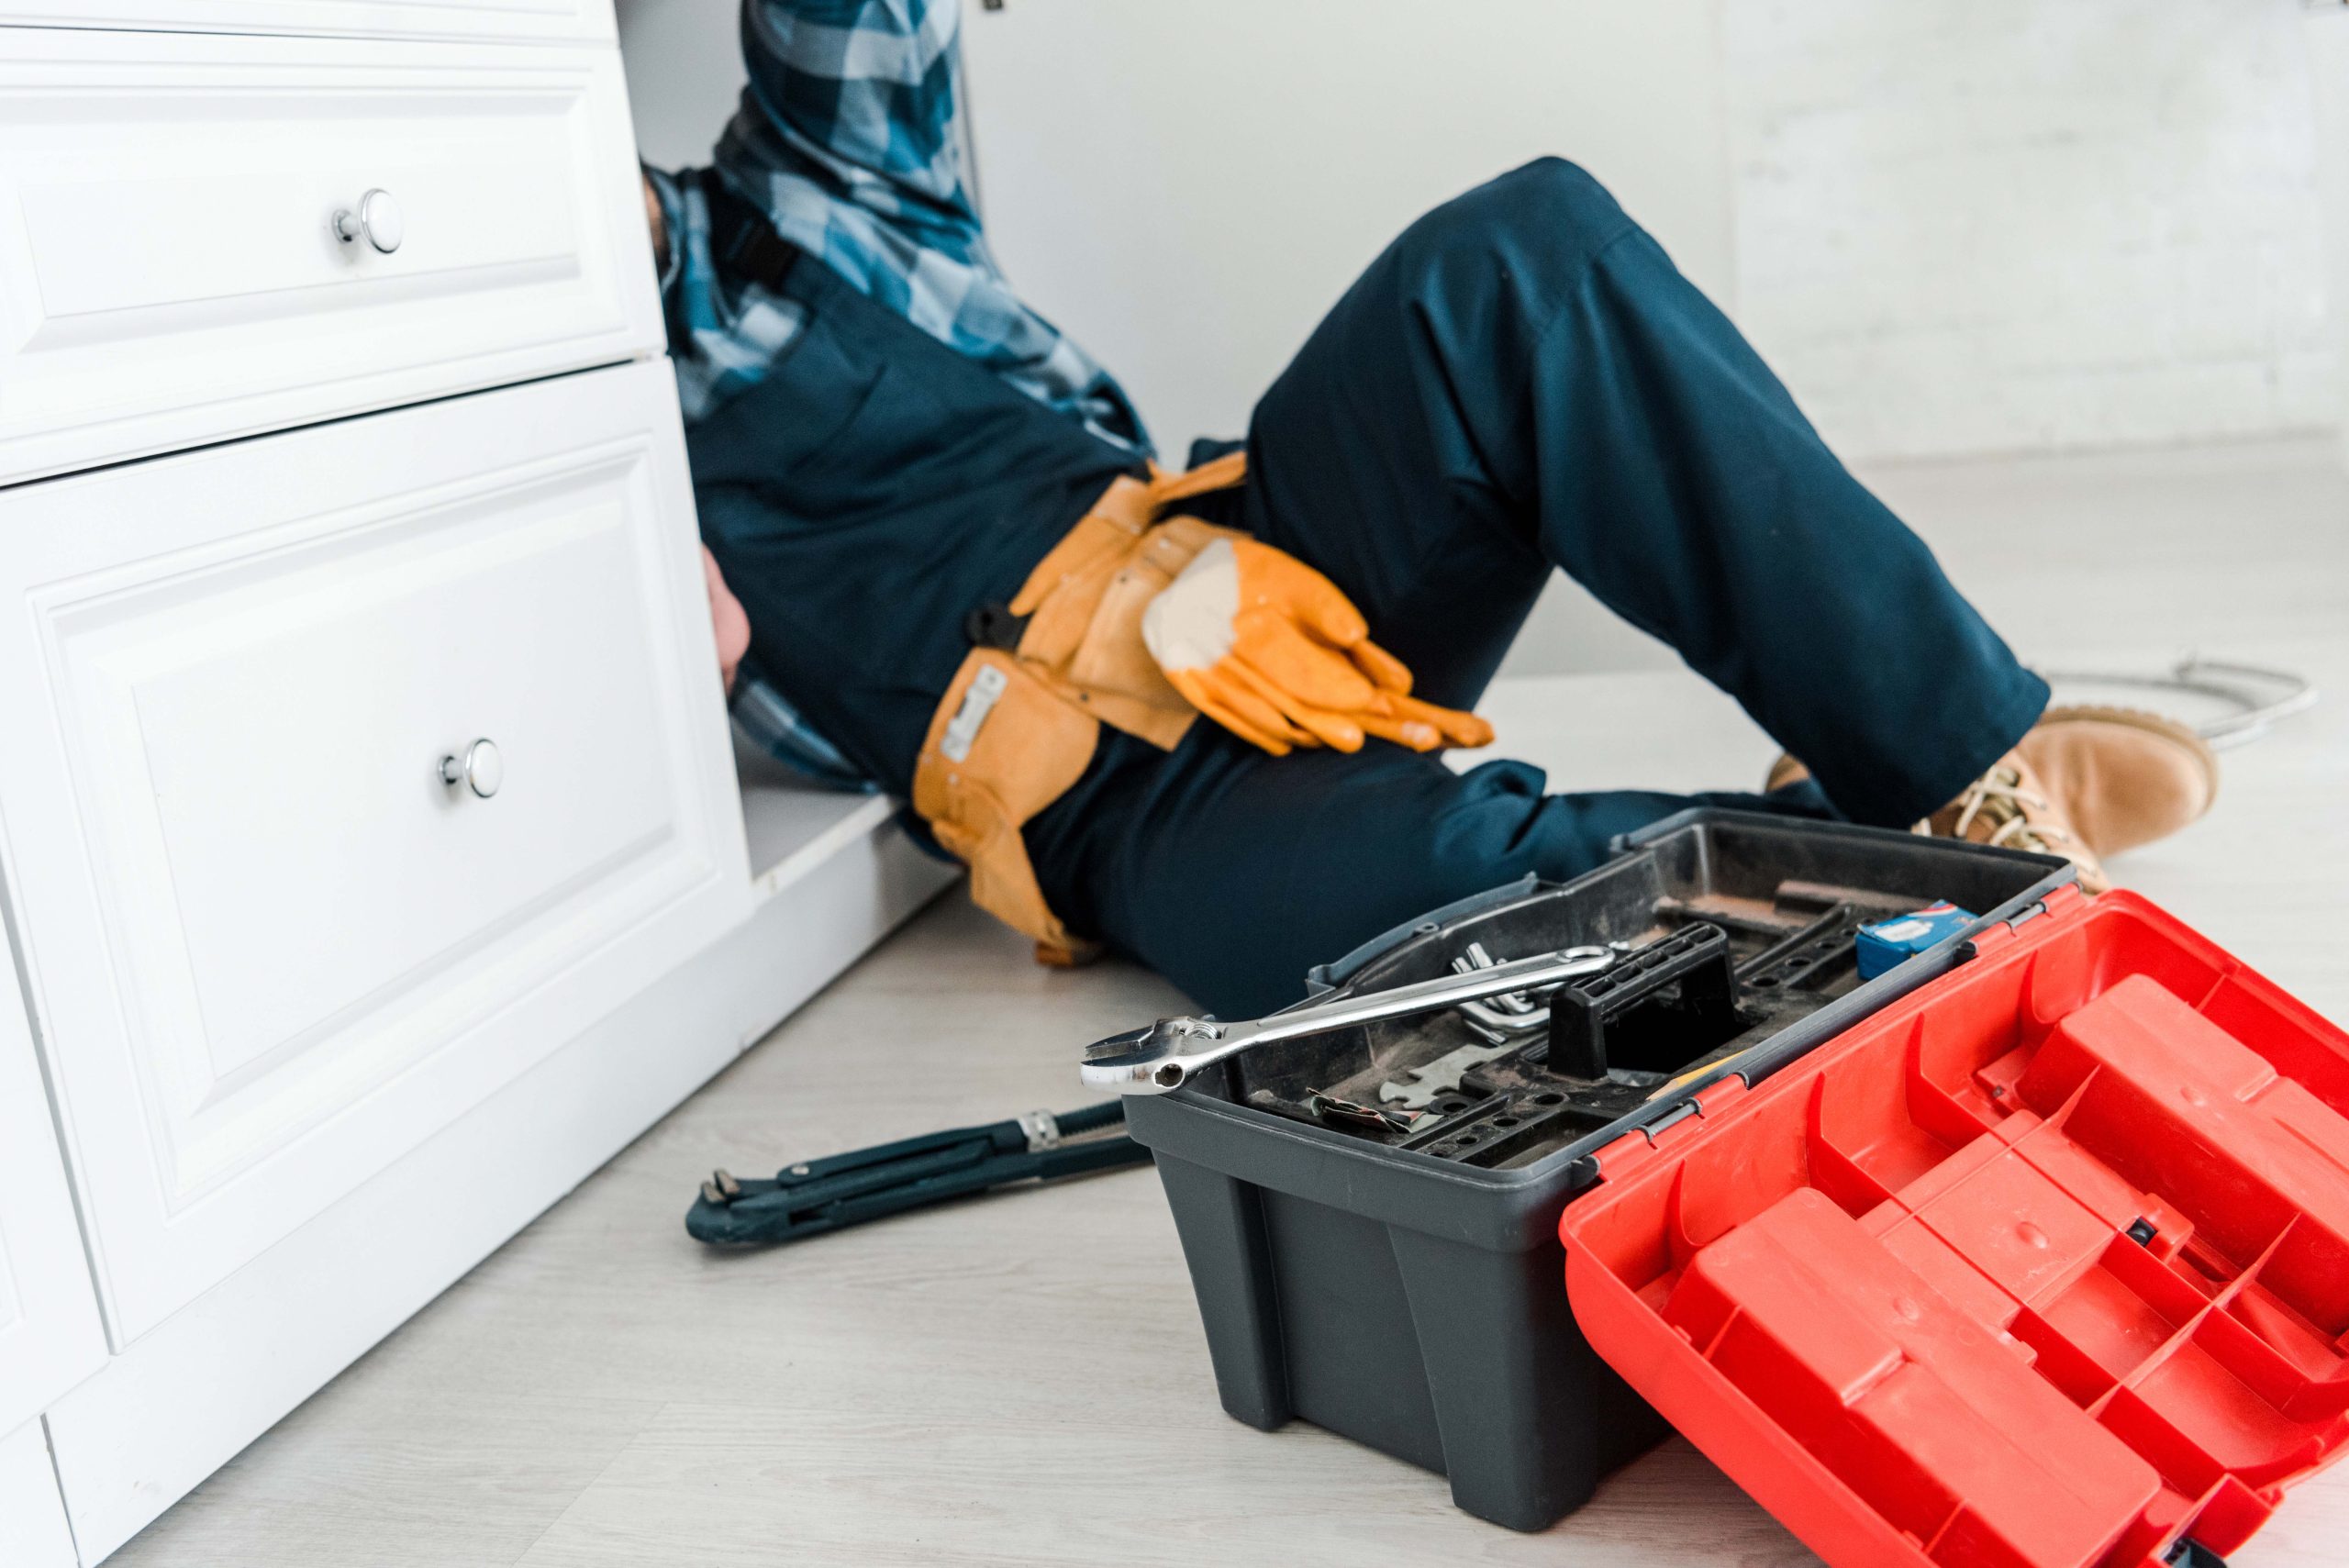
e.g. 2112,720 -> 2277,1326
1079,946 -> 1617,1095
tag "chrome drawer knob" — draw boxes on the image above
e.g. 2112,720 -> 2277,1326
439,739 -> 503,799
331,188 -> 405,255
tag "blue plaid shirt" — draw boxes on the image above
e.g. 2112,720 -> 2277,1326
649,0 -> 1148,790
648,0 -> 1148,450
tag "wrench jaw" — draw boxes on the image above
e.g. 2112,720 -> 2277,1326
1079,1018 -> 1227,1093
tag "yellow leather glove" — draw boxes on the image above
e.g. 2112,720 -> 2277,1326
1140,537 -> 1495,757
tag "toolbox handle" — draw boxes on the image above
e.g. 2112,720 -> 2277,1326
1545,922 -> 1738,1079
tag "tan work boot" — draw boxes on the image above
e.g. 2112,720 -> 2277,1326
1764,706 -> 2219,895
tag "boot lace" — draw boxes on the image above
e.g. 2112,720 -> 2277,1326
1915,764 -> 2073,852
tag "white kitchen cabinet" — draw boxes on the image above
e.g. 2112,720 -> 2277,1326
0,0 -> 613,49
0,1420 -> 77,1568
0,28 -> 661,488
45,767 -> 952,1562
0,940 -> 106,1435
0,361 -> 748,1346
0,9 -> 952,1558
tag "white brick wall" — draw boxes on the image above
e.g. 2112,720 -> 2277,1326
1727,0 -> 2337,460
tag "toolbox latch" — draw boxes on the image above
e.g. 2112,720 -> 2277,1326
2036,882 -> 2087,921
1965,881 -> 2087,959
1590,1126 -> 1664,1183
1589,1074 -> 1742,1182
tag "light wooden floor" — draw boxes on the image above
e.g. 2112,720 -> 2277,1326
114,439 -> 2349,1566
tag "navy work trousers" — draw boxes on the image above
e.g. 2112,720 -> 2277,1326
686,160 -> 2049,1018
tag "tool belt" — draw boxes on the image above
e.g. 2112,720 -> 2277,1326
914,453 -> 1249,966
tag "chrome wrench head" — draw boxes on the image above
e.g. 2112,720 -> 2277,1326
1081,1016 -> 1231,1091
1078,945 -> 1617,1096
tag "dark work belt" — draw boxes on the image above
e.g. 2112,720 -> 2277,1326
701,174 -> 806,293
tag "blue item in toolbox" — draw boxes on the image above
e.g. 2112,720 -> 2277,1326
1854,900 -> 1975,980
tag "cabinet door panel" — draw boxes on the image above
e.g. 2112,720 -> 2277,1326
0,361 -> 748,1342
0,957 -> 106,1434
0,28 -> 660,485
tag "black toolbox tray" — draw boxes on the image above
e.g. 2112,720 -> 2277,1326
1121,809 -> 2072,1531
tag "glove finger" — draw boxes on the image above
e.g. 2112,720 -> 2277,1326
1378,691 -> 1496,750
1234,539 -> 1368,650
1293,576 -> 1371,652
1348,638 -> 1414,695
1168,668 -> 1297,755
1356,709 -> 1444,752
1193,690 -> 1297,756
1226,660 -> 1365,752
1171,666 -> 1309,754
1204,668 -> 1324,749
1236,613 -> 1378,710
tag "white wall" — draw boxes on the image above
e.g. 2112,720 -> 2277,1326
1726,0 -> 2335,461
954,1 -> 1732,462
2308,4 -> 2349,470
615,0 -> 746,170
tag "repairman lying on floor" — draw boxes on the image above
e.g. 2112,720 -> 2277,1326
650,0 -> 2219,1020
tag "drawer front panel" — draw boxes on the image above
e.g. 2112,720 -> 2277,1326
0,362 -> 748,1341
0,29 -> 661,486
0,0 -> 613,44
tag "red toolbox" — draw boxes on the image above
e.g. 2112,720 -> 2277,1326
1561,885 -> 2349,1568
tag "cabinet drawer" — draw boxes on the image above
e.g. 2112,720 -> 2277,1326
0,361 -> 749,1342
0,28 -> 661,487
0,0 -> 613,45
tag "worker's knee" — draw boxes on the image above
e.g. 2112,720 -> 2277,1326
1406,157 -> 1642,276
